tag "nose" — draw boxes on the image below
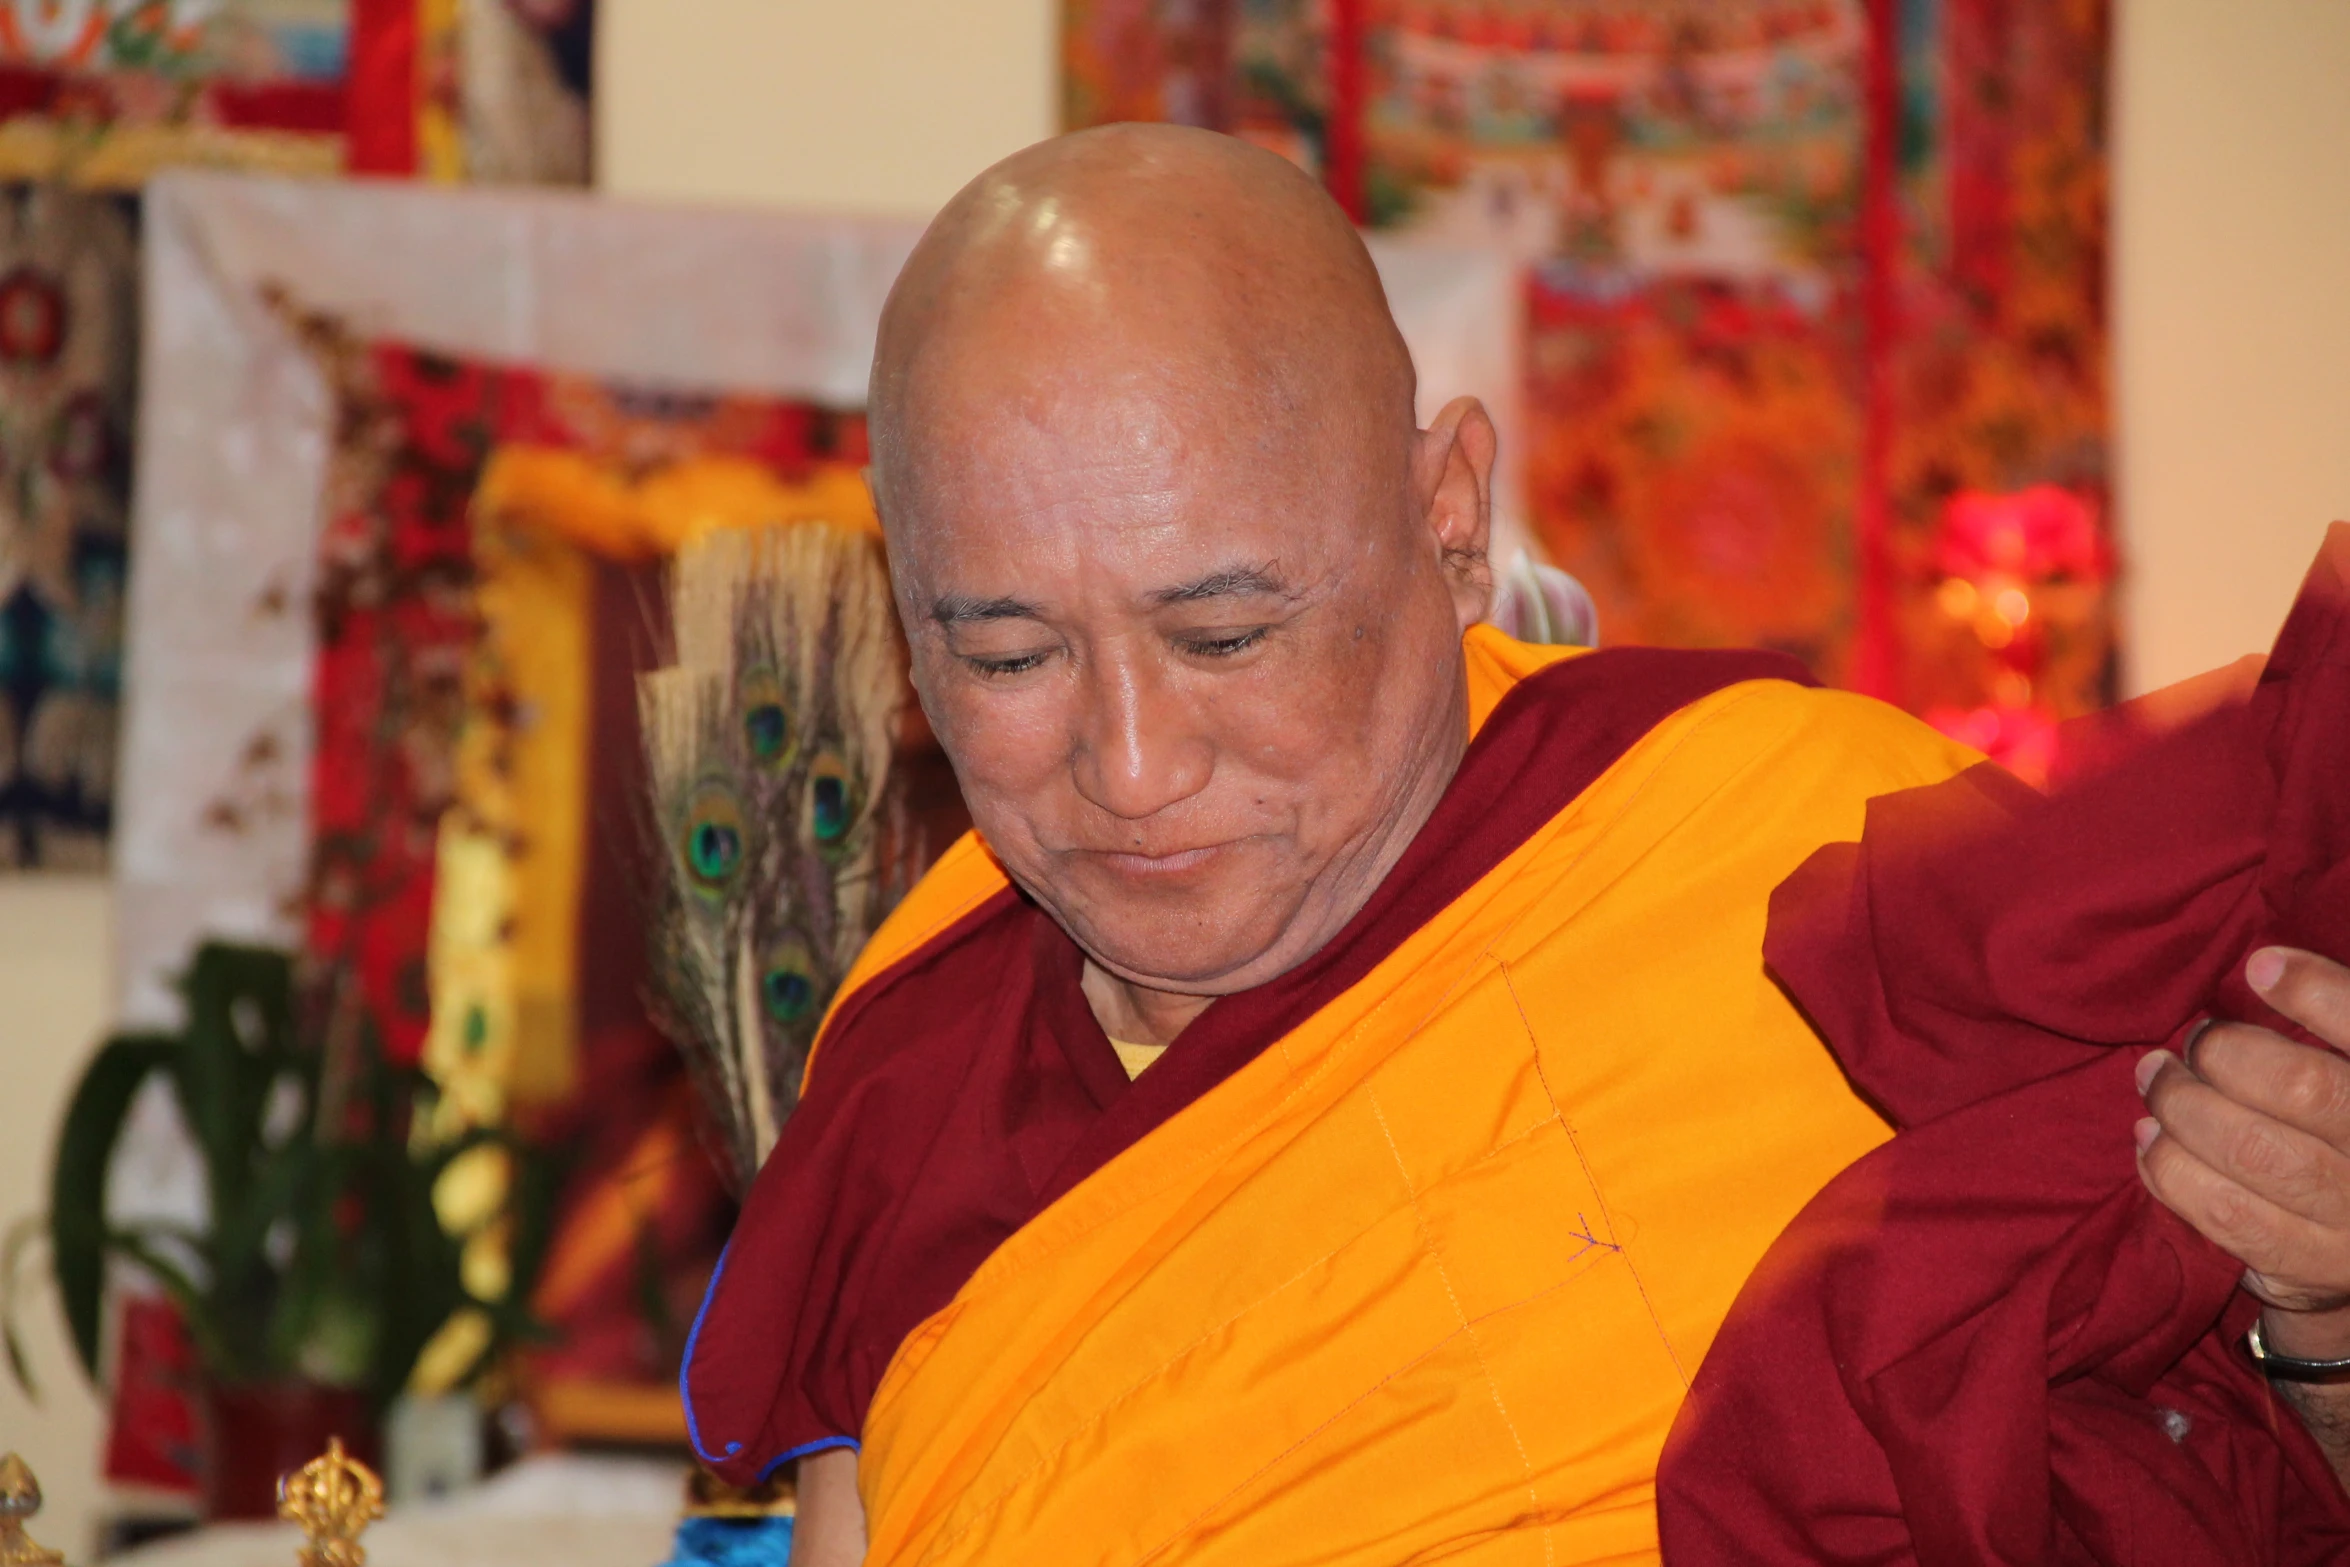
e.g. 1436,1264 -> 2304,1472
1069,646 -> 1214,824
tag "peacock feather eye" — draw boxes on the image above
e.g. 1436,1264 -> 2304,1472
745,702 -> 788,761
739,666 -> 793,767
808,748 -> 858,845
681,781 -> 748,894
760,937 -> 820,1026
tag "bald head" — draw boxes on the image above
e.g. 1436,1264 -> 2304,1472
869,124 -> 1416,525
871,126 -> 1497,1024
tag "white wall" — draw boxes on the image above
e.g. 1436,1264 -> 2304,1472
2112,0 -> 2350,691
597,0 -> 1058,215
0,877 -> 112,1562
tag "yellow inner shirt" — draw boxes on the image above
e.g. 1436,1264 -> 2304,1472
1110,1038 -> 1166,1080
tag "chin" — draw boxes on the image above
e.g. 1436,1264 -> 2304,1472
1002,834 -> 1318,991
1069,895 -> 1301,994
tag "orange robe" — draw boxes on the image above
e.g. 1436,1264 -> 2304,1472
687,628 -> 1977,1563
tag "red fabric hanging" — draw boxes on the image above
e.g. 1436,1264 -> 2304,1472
1325,0 -> 1368,223
1854,0 -> 1900,700
346,0 -> 419,176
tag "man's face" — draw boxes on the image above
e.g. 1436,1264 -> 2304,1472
884,331 -> 1472,996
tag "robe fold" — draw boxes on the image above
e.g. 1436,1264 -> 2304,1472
683,624 -> 1977,1564
1657,525 -> 2350,1564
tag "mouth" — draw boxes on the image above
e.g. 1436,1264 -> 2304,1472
1084,842 -> 1237,879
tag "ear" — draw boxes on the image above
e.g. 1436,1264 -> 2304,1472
1412,395 -> 1497,633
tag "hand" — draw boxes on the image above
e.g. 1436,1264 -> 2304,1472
2136,948 -> 2350,1361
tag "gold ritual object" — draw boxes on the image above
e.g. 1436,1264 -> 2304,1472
684,1464 -> 797,1519
276,1439 -> 385,1567
0,1454 -> 64,1567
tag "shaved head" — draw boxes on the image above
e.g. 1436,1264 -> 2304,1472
871,125 -> 1416,524
870,125 -> 1496,1037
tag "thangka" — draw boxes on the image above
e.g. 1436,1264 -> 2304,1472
0,3 -> 593,869
0,1 -> 595,187
1068,0 -> 2116,736
1881,0 -> 2111,754
288,306 -> 872,1394
0,1 -> 347,186
111,176 -> 926,1463
0,182 -> 133,867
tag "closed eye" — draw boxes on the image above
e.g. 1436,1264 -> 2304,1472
1177,627 -> 1269,659
964,650 -> 1052,678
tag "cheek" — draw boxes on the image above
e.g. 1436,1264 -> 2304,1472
914,667 -> 1070,817
1203,630 -> 1390,783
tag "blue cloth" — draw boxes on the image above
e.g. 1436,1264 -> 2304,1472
658,1514 -> 796,1566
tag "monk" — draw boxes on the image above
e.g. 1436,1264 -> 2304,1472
677,125 -> 2350,1563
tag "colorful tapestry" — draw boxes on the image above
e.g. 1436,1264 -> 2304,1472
0,1 -> 347,187
1066,0 -> 2114,762
0,181 -> 133,866
0,1 -> 593,186
449,0 -> 595,185
392,0 -> 598,182
291,302 -> 876,1397
0,1 -> 592,869
1882,0 -> 2111,752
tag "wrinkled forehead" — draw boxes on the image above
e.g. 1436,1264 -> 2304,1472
885,366 -> 1385,613
882,281 -> 1393,530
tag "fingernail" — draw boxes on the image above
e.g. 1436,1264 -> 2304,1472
2135,1050 -> 2168,1096
2134,1116 -> 2161,1154
2248,948 -> 2288,993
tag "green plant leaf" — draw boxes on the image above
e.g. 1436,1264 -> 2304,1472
48,1033 -> 176,1383
1,1320 -> 31,1401
210,1131 -> 316,1321
2,1214 -> 44,1400
47,941 -> 555,1401
173,944 -> 295,1237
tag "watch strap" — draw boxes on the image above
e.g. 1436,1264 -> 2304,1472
2246,1315 -> 2350,1382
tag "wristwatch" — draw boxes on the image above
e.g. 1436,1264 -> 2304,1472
2246,1315 -> 2350,1382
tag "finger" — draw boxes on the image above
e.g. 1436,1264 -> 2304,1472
2247,947 -> 2350,1054
2188,1021 -> 2350,1145
2137,1129 -> 2350,1309
2139,1050 -> 2350,1230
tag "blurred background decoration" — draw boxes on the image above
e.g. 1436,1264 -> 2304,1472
1065,0 -> 2116,753
0,0 -> 594,872
1917,482 -> 2111,783
4,941 -> 553,1520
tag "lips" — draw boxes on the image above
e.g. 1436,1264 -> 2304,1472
1092,844 -> 1226,876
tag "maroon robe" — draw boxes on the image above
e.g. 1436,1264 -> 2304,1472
1658,527 -> 2350,1563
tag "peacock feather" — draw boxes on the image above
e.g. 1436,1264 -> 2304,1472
641,520 -> 905,1191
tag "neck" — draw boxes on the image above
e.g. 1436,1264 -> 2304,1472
1080,960 -> 1214,1048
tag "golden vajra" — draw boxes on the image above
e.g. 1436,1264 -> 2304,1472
0,1453 -> 64,1567
277,1439 -> 384,1567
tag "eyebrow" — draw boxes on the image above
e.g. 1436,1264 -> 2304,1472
929,562 -> 1293,626
1148,562 -> 1292,606
930,593 -> 1045,626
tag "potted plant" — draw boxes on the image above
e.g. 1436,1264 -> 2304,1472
4,941 -> 549,1519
